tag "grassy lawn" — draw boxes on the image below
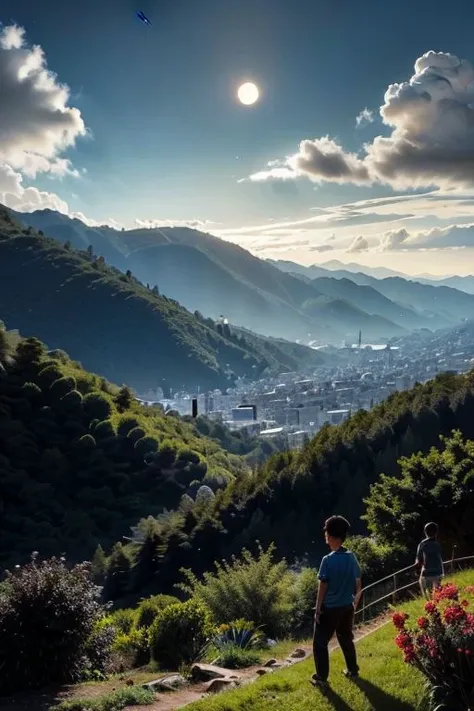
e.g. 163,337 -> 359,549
183,569 -> 474,711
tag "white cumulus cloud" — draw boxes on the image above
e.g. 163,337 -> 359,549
247,51 -> 474,191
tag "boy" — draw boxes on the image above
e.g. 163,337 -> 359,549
416,522 -> 444,599
312,515 -> 362,688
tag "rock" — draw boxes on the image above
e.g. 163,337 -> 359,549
125,679 -> 134,686
191,663 -> 227,682
256,668 -> 270,676
206,678 -> 238,694
290,648 -> 307,659
143,674 -> 187,692
263,659 -> 278,667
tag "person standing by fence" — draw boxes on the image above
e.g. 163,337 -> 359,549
416,522 -> 444,599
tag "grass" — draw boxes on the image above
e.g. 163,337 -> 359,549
53,686 -> 154,710
182,569 -> 474,711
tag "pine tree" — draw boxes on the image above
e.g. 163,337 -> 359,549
91,544 -> 107,585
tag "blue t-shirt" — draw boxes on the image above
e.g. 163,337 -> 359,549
318,547 -> 361,608
416,538 -> 443,577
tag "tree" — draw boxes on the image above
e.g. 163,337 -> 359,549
115,385 -> 134,413
103,543 -> 132,600
86,244 -> 94,258
91,544 -> 107,584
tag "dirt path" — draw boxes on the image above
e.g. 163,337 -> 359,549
127,615 -> 392,711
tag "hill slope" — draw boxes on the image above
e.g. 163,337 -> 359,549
15,209 -> 410,343
0,330 -> 253,568
0,206 -> 326,392
113,370 -> 474,598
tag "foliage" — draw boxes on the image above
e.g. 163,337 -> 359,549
291,567 -> 319,635
212,643 -> 261,669
212,620 -> 265,651
0,334 -> 249,570
148,599 -> 214,668
135,594 -> 180,629
53,685 -> 154,711
346,536 -> 407,585
364,430 -> 474,554
0,555 -> 105,693
393,582 -> 474,710
112,627 -> 149,668
110,608 -> 137,635
179,545 -> 295,637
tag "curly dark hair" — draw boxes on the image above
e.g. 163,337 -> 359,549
323,515 -> 351,542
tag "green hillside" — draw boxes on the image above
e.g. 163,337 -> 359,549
0,206 -> 326,392
0,328 -> 251,569
121,369 -> 474,599
16,208 -> 411,343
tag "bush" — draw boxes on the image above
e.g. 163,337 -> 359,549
136,594 -> 180,629
213,643 -> 261,669
83,392 -> 113,422
83,617 -> 116,680
213,620 -> 264,650
347,535 -> 406,586
149,599 -> 214,668
112,627 -> 149,668
393,583 -> 474,710
180,544 -> 295,637
110,608 -> 137,634
0,555 -> 105,693
291,567 -> 319,634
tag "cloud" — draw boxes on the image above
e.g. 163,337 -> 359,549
134,218 -> 217,230
0,163 -> 70,213
310,244 -> 335,253
378,222 -> 474,251
348,235 -> 369,252
247,51 -> 474,191
0,24 -> 86,179
356,108 -> 375,127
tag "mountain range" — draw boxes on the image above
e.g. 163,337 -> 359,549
14,208 -> 474,345
0,206 -> 327,393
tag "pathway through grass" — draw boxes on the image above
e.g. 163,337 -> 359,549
177,570 -> 474,711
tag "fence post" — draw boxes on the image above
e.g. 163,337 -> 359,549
362,591 -> 365,624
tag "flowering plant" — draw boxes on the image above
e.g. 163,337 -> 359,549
393,583 -> 474,710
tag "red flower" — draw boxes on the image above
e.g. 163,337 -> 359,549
425,601 -> 437,615
395,631 -> 413,650
461,599 -> 469,608
443,605 -> 466,625
393,612 -> 410,630
433,583 -> 459,603
418,616 -> 429,629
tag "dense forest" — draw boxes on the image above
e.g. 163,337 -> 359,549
0,327 -> 257,569
110,369 -> 474,601
0,205 -> 326,393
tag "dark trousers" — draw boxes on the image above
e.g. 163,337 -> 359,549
313,605 -> 359,681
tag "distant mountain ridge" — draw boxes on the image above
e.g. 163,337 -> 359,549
15,208 -> 434,344
0,206 -> 327,392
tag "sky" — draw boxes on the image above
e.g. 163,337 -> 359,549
3,1 -> 474,275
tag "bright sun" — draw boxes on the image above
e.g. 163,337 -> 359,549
237,82 -> 260,106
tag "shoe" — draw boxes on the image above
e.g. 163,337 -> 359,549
310,674 -> 329,689
343,669 -> 359,680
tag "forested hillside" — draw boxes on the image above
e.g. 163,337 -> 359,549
0,206 -> 325,392
0,329 -> 252,569
115,370 -> 474,599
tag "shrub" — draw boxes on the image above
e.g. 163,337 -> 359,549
180,544 -> 295,637
393,583 -> 474,710
110,607 -> 137,634
136,594 -> 180,629
149,599 -> 214,668
0,555 -> 105,693
291,567 -> 319,634
213,620 -> 265,651
83,392 -> 113,422
83,617 -> 116,680
213,643 -> 261,669
112,627 -> 149,668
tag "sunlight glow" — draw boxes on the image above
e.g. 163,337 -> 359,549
237,82 -> 260,106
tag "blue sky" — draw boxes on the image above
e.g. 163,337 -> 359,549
3,0 -> 474,274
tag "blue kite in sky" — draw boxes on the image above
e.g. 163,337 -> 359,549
136,10 -> 152,27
